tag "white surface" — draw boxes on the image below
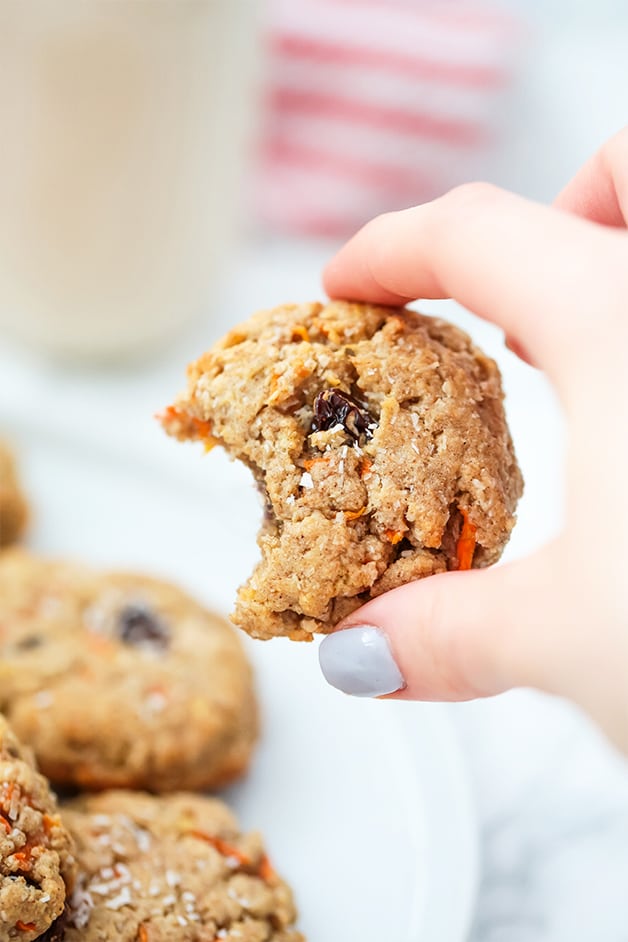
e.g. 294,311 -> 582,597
0,319 -> 478,942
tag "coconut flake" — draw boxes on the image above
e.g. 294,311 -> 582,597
68,884 -> 94,929
34,691 -> 54,709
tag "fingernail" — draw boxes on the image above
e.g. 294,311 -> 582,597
318,625 -> 405,697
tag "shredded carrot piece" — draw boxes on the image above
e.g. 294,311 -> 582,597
344,507 -> 367,521
137,925 -> 149,942
258,854 -> 278,883
1,782 -> 15,805
302,457 -> 329,472
16,922 -> 36,932
312,319 -> 330,338
456,508 -> 477,571
384,529 -> 405,545
358,457 -> 374,480
158,406 -> 216,445
13,848 -> 34,870
42,814 -> 59,837
291,325 -> 309,342
0,813 -> 11,833
146,683 -> 168,699
85,633 -> 114,657
188,831 -> 252,868
188,831 -> 279,883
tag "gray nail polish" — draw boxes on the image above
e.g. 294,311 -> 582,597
318,625 -> 405,697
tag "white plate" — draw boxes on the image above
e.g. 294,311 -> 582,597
0,395 -> 478,941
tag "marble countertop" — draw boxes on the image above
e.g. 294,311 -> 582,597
460,691 -> 628,941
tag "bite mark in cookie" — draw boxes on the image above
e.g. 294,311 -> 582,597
162,300 -> 523,640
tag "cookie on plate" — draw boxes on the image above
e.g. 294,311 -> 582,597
0,714 -> 76,941
0,442 -> 28,547
162,300 -> 523,640
59,790 -> 303,941
0,550 -> 258,792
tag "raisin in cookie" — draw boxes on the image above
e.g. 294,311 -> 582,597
162,300 -> 523,641
0,549 -> 258,792
58,790 -> 303,941
0,442 -> 28,547
0,714 -> 75,941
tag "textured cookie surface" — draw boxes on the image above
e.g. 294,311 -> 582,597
162,301 -> 523,640
0,443 -> 28,547
0,714 -> 75,941
58,790 -> 303,941
0,550 -> 258,792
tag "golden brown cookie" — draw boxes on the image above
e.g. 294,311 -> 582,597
162,300 -> 523,640
58,790 -> 303,941
0,550 -> 258,792
0,442 -> 28,547
0,714 -> 75,942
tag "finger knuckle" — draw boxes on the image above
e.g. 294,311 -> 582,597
444,181 -> 502,213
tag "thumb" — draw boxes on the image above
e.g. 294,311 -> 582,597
318,546 -> 559,702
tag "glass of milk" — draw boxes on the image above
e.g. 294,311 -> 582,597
0,1 -> 259,360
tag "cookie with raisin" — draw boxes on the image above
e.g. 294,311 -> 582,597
59,790 -> 303,942
0,442 -> 28,547
162,300 -> 523,640
0,714 -> 75,941
0,550 -> 258,792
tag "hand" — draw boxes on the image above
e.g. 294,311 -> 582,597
318,128 -> 628,753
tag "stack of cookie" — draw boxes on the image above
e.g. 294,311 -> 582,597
0,445 -> 303,940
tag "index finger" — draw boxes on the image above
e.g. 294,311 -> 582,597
323,182 -> 624,377
554,126 -> 628,227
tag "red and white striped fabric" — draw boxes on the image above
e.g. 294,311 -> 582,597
255,0 -> 524,236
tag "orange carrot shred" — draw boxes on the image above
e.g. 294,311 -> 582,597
258,854 -> 278,883
456,508 -> 477,571
159,406 -> 215,443
302,457 -> 329,472
16,922 -> 36,932
384,529 -> 404,545
138,925 -> 149,942
85,633 -> 114,657
188,831 -> 252,867
358,457 -> 373,480
291,325 -> 309,342
344,507 -> 367,521
0,813 -> 11,833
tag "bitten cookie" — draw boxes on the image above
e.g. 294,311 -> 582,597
162,300 -> 523,641
0,442 -> 28,547
58,790 -> 303,941
0,550 -> 258,792
0,714 -> 75,942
